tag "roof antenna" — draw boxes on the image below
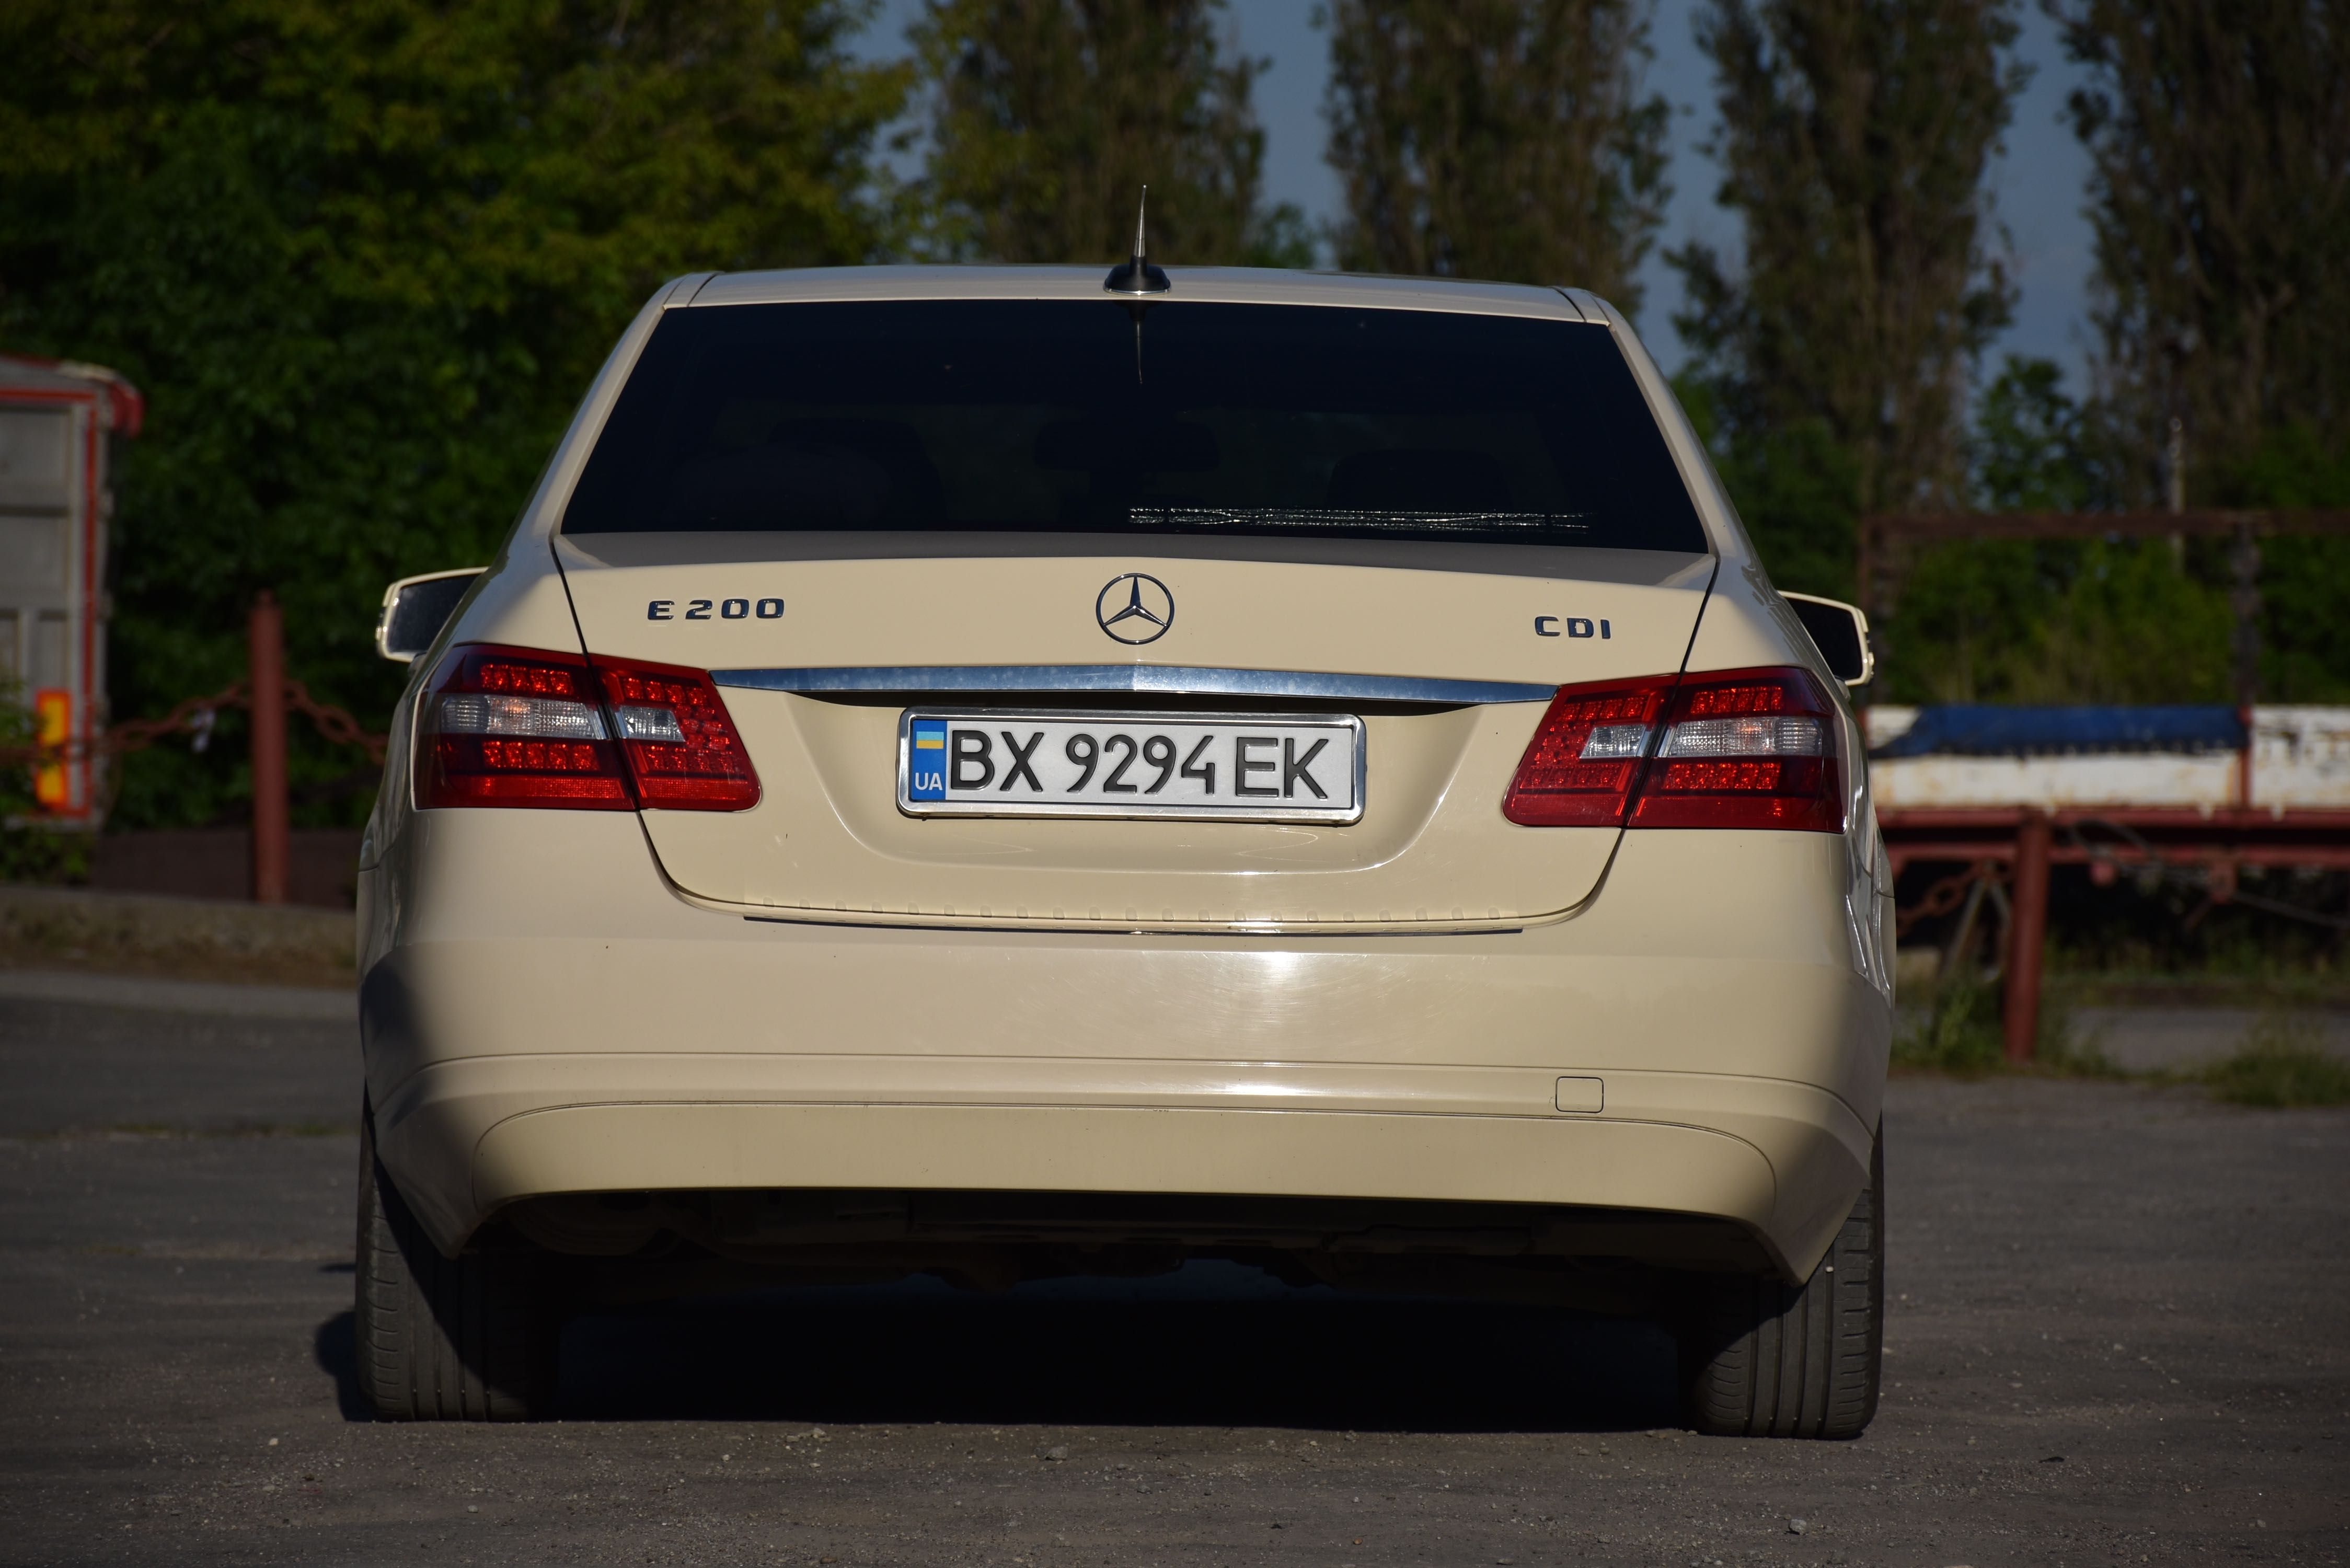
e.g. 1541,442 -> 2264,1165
1104,187 -> 1170,295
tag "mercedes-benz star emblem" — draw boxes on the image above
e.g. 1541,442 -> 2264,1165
1095,572 -> 1174,645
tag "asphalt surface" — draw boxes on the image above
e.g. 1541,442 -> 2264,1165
2,982 -> 2346,1567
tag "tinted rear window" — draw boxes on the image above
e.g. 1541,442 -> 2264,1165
562,300 -> 1707,552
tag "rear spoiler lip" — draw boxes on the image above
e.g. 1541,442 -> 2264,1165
710,664 -> 1557,706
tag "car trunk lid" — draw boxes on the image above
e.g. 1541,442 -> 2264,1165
556,534 -> 1712,930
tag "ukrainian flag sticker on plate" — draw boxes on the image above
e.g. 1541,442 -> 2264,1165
907,717 -> 949,800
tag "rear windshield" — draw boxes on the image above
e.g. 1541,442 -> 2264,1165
562,299 -> 1708,552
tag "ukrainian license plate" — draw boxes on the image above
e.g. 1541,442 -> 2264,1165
898,709 -> 1364,822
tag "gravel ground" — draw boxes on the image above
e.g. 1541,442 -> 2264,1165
2,985 -> 2346,1567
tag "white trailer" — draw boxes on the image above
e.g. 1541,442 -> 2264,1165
0,356 -> 142,824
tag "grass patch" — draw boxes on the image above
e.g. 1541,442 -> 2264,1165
0,827 -> 91,885
1899,975 -> 2349,1102
1893,977 -> 2006,1074
1895,976 -> 2126,1078
2035,1023 -> 2130,1079
2203,1012 -> 2350,1108
2060,969 -> 2350,1011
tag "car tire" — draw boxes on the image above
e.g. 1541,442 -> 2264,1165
1676,1124 -> 1883,1439
354,1113 -> 557,1421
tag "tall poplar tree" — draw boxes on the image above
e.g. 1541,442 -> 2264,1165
2058,0 -> 2350,505
1322,0 -> 1669,308
2058,0 -> 2350,697
1669,0 -> 2024,591
912,0 -> 1295,265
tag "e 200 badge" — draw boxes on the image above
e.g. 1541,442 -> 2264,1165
647,597 -> 785,621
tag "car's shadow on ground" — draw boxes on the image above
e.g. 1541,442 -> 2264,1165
578,1264 -> 1677,1432
312,1310 -> 373,1422
317,1263 -> 1681,1432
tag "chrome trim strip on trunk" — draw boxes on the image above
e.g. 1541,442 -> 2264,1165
709,664 -> 1557,705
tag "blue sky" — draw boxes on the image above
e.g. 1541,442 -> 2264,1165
854,0 -> 2098,391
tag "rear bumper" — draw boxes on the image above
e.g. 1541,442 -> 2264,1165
360,811 -> 1890,1278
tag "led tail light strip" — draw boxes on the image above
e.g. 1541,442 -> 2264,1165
1499,676 -> 1675,827
1504,665 -> 1844,832
417,647 -> 630,809
416,644 -> 759,811
592,658 -> 760,810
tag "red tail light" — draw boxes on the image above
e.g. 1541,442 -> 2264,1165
415,644 -> 759,812
1504,666 -> 1844,832
1501,675 -> 1677,826
590,656 -> 761,810
1631,667 -> 1843,831
417,646 -> 631,809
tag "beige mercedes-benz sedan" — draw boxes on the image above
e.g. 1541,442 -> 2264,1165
354,263 -> 1893,1437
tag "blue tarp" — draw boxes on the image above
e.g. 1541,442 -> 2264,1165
1873,705 -> 2247,759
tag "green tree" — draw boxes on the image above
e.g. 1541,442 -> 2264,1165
1881,358 -> 2221,705
0,0 -> 907,828
2057,0 -> 2350,700
2056,0 -> 2350,507
1674,372 -> 1859,598
1322,0 -> 1669,307
1970,354 -> 2112,513
1882,536 -> 2232,703
1670,0 -> 2025,597
911,0 -> 1298,265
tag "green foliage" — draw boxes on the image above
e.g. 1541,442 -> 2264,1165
0,829 -> 90,884
1867,360 -> 2350,704
1892,976 -> 2004,1074
909,0 -> 1284,265
1875,356 -> 2315,705
1971,355 -> 2115,514
1670,0 -> 2023,517
1243,204 -> 1321,271
2257,535 -> 2350,702
2045,4 -> 2350,701
1675,371 -> 1858,598
1673,0 -> 2350,709
2203,1013 -> 2350,1108
2058,0 -> 2350,503
0,684 -> 92,882
2227,423 -> 2350,702
1893,971 -> 2110,1076
0,0 -> 907,828
1323,0 -> 1669,308
2041,865 -> 2350,981
0,686 -> 33,819
2225,421 -> 2350,511
1880,537 -> 2234,704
